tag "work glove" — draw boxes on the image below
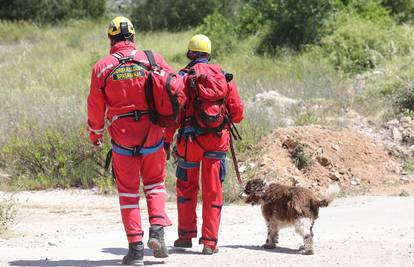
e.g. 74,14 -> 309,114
164,142 -> 171,161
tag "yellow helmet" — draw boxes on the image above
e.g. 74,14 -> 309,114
188,34 -> 211,54
107,16 -> 135,37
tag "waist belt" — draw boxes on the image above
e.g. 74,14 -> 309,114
176,151 -> 226,169
111,110 -> 150,123
204,151 -> 226,159
112,138 -> 164,157
178,126 -> 205,139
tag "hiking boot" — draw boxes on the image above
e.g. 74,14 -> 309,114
122,242 -> 144,266
147,225 -> 168,258
173,238 -> 192,248
202,245 -> 219,255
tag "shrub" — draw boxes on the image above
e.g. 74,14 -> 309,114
238,0 -> 337,52
0,0 -> 107,23
130,0 -> 236,31
0,126 -> 111,190
196,12 -> 237,57
382,0 -> 414,23
333,0 -> 393,26
283,138 -> 313,170
317,15 -> 411,74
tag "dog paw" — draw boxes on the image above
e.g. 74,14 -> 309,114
262,243 -> 276,249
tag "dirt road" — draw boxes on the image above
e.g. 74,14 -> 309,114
0,190 -> 413,267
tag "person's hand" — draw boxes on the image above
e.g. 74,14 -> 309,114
89,132 -> 103,148
93,139 -> 103,148
164,142 -> 171,161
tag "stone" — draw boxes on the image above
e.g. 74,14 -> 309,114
399,190 -> 410,197
329,171 -> 341,181
316,156 -> 330,167
400,116 -> 412,123
391,127 -> 402,142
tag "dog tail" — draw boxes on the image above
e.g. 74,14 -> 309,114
317,183 -> 340,207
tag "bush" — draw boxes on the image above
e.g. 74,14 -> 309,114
0,0 -> 107,24
130,0 -> 236,31
238,0 -> 337,52
382,0 -> 414,23
196,12 -> 237,57
317,15 -> 411,74
333,0 -> 393,26
0,126 -> 111,190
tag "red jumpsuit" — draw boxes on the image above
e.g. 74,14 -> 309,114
87,41 -> 185,243
165,62 -> 244,248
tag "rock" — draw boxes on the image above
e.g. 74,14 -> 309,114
394,166 -> 401,174
249,162 -> 256,169
331,144 -> 340,151
316,156 -> 330,167
238,164 -> 247,173
386,119 -> 399,128
385,179 -> 396,185
400,176 -> 410,183
400,116 -> 412,123
403,132 -> 414,145
329,171 -> 341,181
399,190 -> 410,197
346,110 -> 360,119
351,178 -> 361,185
391,127 -> 403,142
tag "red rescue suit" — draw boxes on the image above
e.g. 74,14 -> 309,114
165,62 -> 244,247
87,41 -> 184,243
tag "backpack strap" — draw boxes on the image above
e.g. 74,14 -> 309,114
101,50 -> 147,93
143,50 -> 157,67
143,50 -> 158,124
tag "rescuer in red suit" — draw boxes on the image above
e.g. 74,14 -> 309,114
165,34 -> 244,255
87,16 -> 185,266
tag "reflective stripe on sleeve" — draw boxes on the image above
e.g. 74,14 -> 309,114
88,126 -> 105,134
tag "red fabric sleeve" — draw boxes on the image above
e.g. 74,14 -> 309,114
87,64 -> 106,142
226,80 -> 244,123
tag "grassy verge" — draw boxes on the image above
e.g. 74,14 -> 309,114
0,193 -> 16,234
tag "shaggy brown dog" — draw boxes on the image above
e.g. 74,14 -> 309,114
240,179 -> 340,255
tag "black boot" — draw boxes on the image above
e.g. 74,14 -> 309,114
122,242 -> 144,266
147,225 -> 168,258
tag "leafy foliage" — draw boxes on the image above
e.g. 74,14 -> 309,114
317,15 -> 410,74
0,126 -> 112,190
382,0 -> 414,23
239,0 -> 337,52
0,0 -> 107,23
130,0 -> 238,31
196,12 -> 236,57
